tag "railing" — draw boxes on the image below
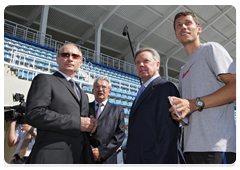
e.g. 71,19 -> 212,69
4,19 -> 137,75
4,46 -> 141,91
65,41 -> 137,75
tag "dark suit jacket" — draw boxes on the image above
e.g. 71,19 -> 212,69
25,71 -> 95,164
126,76 -> 181,164
88,101 -> 125,164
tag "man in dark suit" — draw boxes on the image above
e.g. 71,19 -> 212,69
25,43 -> 98,164
88,76 -> 125,164
126,47 -> 183,164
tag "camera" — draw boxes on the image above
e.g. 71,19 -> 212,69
4,93 -> 26,124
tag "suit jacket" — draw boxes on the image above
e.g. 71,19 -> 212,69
25,71 -> 95,164
126,76 -> 181,164
88,101 -> 125,164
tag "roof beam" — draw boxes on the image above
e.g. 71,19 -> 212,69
136,5 -> 182,45
81,5 -> 121,44
24,5 -> 42,27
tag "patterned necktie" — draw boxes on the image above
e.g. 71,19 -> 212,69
18,132 -> 31,158
134,85 -> 145,105
69,79 -> 80,101
96,103 -> 103,119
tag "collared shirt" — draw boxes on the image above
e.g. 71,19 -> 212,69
58,70 -> 81,96
142,74 -> 160,89
94,99 -> 108,113
58,70 -> 72,81
12,125 -> 37,157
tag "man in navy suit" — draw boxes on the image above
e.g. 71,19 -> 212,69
126,47 -> 182,164
88,76 -> 125,164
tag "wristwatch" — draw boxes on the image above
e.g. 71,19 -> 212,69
195,97 -> 205,111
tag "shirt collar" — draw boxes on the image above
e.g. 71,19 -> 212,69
142,75 -> 160,88
95,99 -> 108,107
58,70 -> 75,81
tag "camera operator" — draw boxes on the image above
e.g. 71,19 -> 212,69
6,120 -> 37,164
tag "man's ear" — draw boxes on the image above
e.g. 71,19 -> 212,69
197,25 -> 202,35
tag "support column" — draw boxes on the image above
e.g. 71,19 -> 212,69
94,23 -> 103,63
39,5 -> 49,46
162,57 -> 169,81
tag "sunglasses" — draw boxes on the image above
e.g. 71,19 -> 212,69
60,53 -> 81,59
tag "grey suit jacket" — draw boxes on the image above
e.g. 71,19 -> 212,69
88,101 -> 125,164
25,71 -> 95,164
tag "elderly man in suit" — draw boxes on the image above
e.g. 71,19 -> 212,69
88,76 -> 125,164
126,47 -> 183,164
25,43 -> 98,164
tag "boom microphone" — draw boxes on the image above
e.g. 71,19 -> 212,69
122,25 -> 128,36
122,25 -> 142,85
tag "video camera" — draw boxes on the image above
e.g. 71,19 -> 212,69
4,93 -> 26,124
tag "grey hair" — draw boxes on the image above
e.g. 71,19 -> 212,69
93,76 -> 112,89
134,47 -> 160,63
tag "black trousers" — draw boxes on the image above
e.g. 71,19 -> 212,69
184,152 -> 236,164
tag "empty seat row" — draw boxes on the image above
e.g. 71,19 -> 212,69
109,98 -> 133,107
4,33 -> 55,52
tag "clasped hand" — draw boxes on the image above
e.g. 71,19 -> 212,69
92,148 -> 102,162
80,115 -> 98,133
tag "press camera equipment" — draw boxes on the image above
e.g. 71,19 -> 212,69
4,93 -> 26,124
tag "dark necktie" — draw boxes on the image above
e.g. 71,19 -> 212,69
69,79 -> 80,101
96,103 -> 103,119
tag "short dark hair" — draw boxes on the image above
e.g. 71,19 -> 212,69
173,11 -> 200,32
58,43 -> 82,59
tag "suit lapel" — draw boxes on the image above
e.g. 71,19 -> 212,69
53,71 -> 80,103
89,102 -> 96,118
80,88 -> 89,117
98,101 -> 111,121
130,76 -> 161,118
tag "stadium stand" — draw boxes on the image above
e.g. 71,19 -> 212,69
4,18 -> 236,135
4,20 -> 143,136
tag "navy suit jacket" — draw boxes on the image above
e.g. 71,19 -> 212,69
126,76 -> 181,164
88,101 -> 125,164
25,72 -> 95,164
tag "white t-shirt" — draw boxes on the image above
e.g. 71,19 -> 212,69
178,42 -> 236,153
12,124 -> 36,157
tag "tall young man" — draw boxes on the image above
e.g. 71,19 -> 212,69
169,11 -> 236,164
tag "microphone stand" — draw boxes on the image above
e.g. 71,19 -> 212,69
122,25 -> 142,85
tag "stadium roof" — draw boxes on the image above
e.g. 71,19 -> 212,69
4,5 -> 236,80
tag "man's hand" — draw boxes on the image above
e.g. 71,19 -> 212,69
92,148 -> 102,162
168,96 -> 197,122
21,124 -> 33,132
81,115 -> 98,133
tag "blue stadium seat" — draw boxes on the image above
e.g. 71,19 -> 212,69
109,92 -> 116,98
122,101 -> 128,107
115,100 -> 121,105
124,108 -> 129,114
109,98 -> 116,104
127,102 -> 133,107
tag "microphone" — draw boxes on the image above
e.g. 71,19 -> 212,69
122,25 -> 142,85
122,25 -> 128,36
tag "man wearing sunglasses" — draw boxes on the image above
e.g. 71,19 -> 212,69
169,11 -> 236,164
25,43 -> 98,164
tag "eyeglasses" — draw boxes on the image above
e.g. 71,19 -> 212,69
60,53 -> 81,59
95,85 -> 108,90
